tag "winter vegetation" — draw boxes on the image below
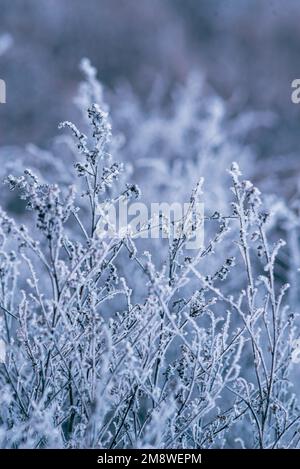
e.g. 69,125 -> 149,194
0,59 -> 300,449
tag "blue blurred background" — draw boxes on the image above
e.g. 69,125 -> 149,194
1,0 -> 300,214
0,0 -> 300,153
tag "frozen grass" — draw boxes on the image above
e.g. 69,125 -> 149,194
0,63 -> 299,449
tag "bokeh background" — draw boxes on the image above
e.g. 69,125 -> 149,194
1,0 -> 299,285
1,0 -> 300,151
1,0 -> 300,211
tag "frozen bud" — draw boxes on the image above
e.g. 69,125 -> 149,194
230,162 -> 241,176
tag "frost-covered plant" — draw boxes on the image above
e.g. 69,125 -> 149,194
0,64 -> 299,449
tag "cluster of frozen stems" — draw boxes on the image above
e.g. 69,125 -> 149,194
0,72 -> 299,449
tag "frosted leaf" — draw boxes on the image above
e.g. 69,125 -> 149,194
0,339 -> 6,363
